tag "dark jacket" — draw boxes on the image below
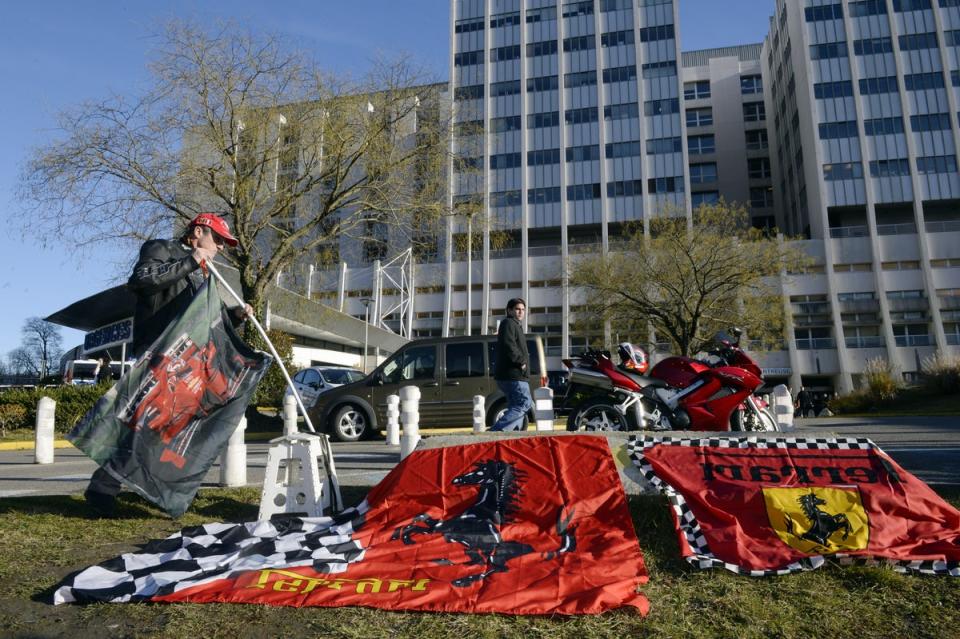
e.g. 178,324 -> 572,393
128,239 -> 205,357
494,316 -> 529,381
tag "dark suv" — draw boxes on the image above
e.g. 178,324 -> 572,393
309,334 -> 547,441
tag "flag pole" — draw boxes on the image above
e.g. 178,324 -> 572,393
204,261 -> 315,434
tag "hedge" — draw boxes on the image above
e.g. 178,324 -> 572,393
0,384 -> 110,435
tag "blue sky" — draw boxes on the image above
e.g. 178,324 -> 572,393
0,0 -> 770,358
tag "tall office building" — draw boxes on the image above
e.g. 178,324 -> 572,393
310,0 -> 960,395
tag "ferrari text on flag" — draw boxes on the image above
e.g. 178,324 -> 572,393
56,435 -> 649,615
629,436 -> 960,576
68,281 -> 271,517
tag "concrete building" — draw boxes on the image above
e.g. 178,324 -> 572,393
307,0 -> 960,396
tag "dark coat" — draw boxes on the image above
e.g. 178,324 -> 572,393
494,316 -> 529,381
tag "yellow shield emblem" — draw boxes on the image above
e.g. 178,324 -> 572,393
763,487 -> 869,554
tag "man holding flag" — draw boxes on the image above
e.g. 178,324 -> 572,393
82,213 -> 261,517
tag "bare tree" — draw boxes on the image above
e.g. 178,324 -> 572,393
8,347 -> 40,376
19,21 -> 452,319
20,317 -> 63,378
570,202 -> 809,357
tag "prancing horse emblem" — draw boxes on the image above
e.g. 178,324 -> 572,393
391,459 -> 577,587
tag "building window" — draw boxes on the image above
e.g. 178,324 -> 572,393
853,37 -> 893,56
454,50 -> 483,67
490,190 -> 522,208
643,98 -> 679,116
454,85 -> 483,101
745,129 -> 768,150
686,107 -> 713,127
561,1 -> 594,18
818,120 -> 859,139
849,0 -> 887,16
527,76 -> 559,92
893,0 -> 932,12
692,191 -> 720,208
689,163 -> 718,184
563,35 -> 596,52
566,183 -> 602,201
605,102 -> 640,120
748,158 -> 772,179
490,116 -> 522,133
602,65 -> 637,84
810,42 -> 848,60
814,80 -> 854,99
527,186 -> 562,204
641,60 -> 677,78
647,137 -> 682,155
489,153 -> 521,170
639,24 -> 675,42
904,72 -> 946,91
454,18 -> 484,33
600,0 -> 632,11
565,106 -> 599,124
490,11 -> 521,28
858,76 -> 899,95
910,113 -> 952,132
601,30 -> 634,47
683,80 -> 711,100
606,180 -> 643,198
823,162 -> 864,181
490,80 -> 521,97
647,176 -> 684,194
564,70 -> 598,88
916,155 -> 959,174
527,148 -> 561,166
566,145 -> 601,162
743,102 -> 766,122
750,187 -> 775,208
740,74 -> 763,95
489,45 -> 521,62
528,111 -> 560,128
605,141 -> 642,159
526,6 -> 557,22
805,3 -> 843,21
526,40 -> 559,58
869,158 -> 911,177
688,134 -> 716,155
863,116 -> 905,136
899,32 -> 938,51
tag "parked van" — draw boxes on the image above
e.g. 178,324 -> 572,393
309,334 -> 547,441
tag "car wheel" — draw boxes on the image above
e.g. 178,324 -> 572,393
566,400 -> 628,432
486,402 -> 529,431
330,404 -> 368,442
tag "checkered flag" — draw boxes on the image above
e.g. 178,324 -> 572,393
54,503 -> 368,604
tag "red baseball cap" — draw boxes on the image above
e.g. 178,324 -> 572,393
189,213 -> 238,247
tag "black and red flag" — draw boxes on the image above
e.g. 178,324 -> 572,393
55,435 -> 649,615
68,281 -> 271,517
629,436 -> 960,576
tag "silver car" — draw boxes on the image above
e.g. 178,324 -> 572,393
286,366 -> 366,408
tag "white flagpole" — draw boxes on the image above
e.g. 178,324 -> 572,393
204,261 -> 316,434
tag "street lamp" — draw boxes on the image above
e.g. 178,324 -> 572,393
360,297 -> 374,373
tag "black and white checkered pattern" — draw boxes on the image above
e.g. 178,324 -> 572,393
54,502 -> 369,604
627,436 -> 960,577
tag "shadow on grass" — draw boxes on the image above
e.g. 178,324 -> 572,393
0,493 -> 158,520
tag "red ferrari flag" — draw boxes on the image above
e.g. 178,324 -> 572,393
56,435 -> 649,615
629,436 -> 960,576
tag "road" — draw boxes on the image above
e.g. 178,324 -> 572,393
0,416 -> 957,499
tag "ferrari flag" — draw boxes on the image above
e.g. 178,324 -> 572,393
68,281 -> 271,517
629,436 -> 960,576
56,435 -> 649,615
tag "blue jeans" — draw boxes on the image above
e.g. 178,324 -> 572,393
491,380 -> 533,431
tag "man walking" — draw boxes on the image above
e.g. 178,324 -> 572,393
84,212 -> 248,516
491,298 -> 532,432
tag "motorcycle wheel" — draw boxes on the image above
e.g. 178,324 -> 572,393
566,400 -> 628,432
731,407 -> 780,432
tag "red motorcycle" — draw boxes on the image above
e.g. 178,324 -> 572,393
562,329 -> 779,432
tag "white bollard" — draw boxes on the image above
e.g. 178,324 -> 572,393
534,386 -> 554,431
772,384 -> 795,431
386,394 -> 400,446
283,393 -> 298,436
34,396 -> 55,464
399,385 -> 421,460
472,395 -> 486,433
219,415 -> 247,486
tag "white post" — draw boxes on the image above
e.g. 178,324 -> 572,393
472,395 -> 486,433
386,394 -> 400,446
283,393 -> 298,436
219,415 -> 247,486
534,386 -> 554,431
34,396 -> 55,464
772,384 -> 795,431
400,385 -> 421,460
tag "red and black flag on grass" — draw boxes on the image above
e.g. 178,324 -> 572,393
629,436 -> 960,576
55,435 -> 649,615
68,281 -> 271,517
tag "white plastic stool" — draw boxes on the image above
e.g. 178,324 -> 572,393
258,432 -> 340,520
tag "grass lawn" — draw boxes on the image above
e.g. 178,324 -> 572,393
1,486 -> 958,639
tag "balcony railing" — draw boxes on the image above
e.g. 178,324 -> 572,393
795,338 -> 836,350
792,302 -> 831,315
876,222 -> 917,235
490,247 -> 523,259
894,335 -> 932,347
829,225 -> 868,238
948,334 -> 960,345
837,299 -> 880,313
925,220 -> 960,233
845,336 -> 885,349
528,245 -> 561,257
939,296 -> 960,310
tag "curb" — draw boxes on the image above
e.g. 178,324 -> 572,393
0,440 -> 76,451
